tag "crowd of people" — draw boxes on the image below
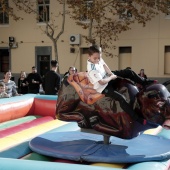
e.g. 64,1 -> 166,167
0,45 -> 156,99
0,59 -> 77,98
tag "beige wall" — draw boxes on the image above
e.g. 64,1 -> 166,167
118,14 -> 170,78
0,1 -> 170,79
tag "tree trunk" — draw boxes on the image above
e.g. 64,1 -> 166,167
53,39 -> 58,62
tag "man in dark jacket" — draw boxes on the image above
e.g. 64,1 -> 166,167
43,60 -> 61,95
27,66 -> 42,94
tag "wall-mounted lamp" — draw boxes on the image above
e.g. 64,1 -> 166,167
9,36 -> 15,47
41,41 -> 44,43
20,41 -> 23,43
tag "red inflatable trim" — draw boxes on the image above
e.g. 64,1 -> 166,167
0,98 -> 34,123
33,98 -> 56,118
0,116 -> 54,138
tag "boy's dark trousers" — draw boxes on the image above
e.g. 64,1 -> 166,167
102,80 -> 136,119
102,77 -> 144,123
112,69 -> 147,85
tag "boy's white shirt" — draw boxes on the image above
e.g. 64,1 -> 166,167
87,58 -> 109,93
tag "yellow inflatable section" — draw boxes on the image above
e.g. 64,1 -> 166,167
0,119 -> 68,152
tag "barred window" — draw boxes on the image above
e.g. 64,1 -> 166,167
37,0 -> 50,23
119,0 -> 132,20
80,0 -> 93,22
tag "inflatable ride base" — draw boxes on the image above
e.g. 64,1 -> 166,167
29,131 -> 170,163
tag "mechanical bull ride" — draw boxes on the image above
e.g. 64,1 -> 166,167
56,72 -> 170,140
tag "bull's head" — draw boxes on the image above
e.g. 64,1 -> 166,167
137,84 -> 170,129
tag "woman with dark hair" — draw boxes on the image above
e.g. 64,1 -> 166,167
137,69 -> 148,89
62,66 -> 77,84
63,66 -> 77,78
138,69 -> 147,79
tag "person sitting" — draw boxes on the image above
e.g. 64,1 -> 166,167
138,69 -> 147,79
0,70 -> 21,97
0,82 -> 9,98
137,69 -> 148,90
18,71 -> 28,94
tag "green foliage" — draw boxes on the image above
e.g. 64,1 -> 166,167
1,0 -> 170,57
67,0 -> 170,56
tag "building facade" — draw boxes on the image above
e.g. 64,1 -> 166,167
0,0 -> 170,84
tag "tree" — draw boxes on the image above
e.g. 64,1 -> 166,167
66,0 -> 170,57
0,0 -> 20,21
1,0 -> 170,58
0,0 -> 66,70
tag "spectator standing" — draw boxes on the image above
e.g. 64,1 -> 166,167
18,71 -> 28,94
138,69 -> 147,79
0,82 -> 9,98
137,69 -> 148,89
0,70 -> 21,97
43,60 -> 61,95
62,66 -> 77,80
26,66 -> 42,94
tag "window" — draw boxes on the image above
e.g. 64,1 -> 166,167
119,9 -> 132,19
37,0 -> 50,23
80,0 -> 93,23
119,46 -> 132,70
164,46 -> 170,74
0,0 -> 9,25
82,47 -> 89,54
119,0 -> 132,20
119,46 -> 132,53
165,1 -> 170,19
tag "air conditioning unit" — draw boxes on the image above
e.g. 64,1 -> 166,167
69,34 -> 81,45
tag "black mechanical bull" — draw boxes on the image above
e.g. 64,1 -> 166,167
56,72 -> 170,139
